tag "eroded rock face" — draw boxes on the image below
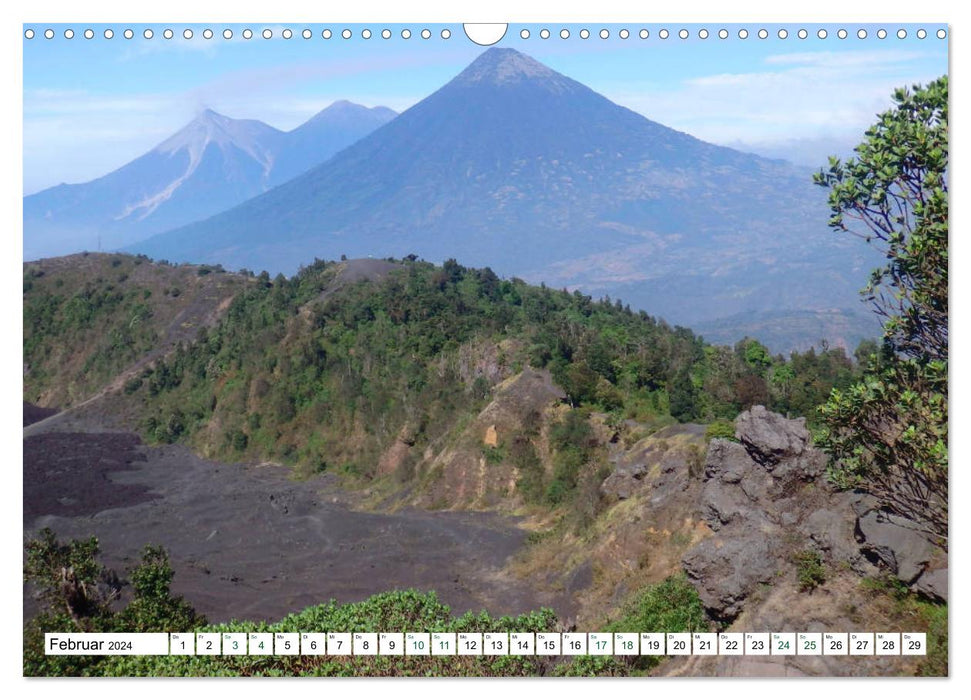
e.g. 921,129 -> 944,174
856,510 -> 937,585
682,537 -> 776,621
683,407 -> 861,621
682,406 -> 947,621
415,367 -> 566,509
599,424 -> 705,502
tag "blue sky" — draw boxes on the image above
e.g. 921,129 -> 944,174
23,22 -> 948,194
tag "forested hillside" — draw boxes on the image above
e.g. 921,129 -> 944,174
23,253 -> 249,408
71,257 -> 858,499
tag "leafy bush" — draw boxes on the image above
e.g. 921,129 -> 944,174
604,573 -> 708,673
792,549 -> 826,591
704,419 -> 736,442
511,434 -> 544,504
815,77 -> 948,545
482,444 -> 505,465
60,587 -> 621,677
544,411 -> 596,506
668,370 -> 700,422
24,531 -> 204,677
606,574 -> 707,635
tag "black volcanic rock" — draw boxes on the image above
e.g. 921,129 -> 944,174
130,48 -> 881,335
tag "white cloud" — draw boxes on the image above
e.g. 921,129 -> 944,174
763,49 -> 928,67
604,50 -> 942,147
724,134 -> 862,169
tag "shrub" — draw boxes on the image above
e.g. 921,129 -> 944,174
511,435 -> 544,504
705,419 -> 736,442
606,573 -> 708,635
793,549 -> 826,591
605,573 -> 708,672
24,532 -> 204,677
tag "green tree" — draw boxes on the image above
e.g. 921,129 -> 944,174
737,337 -> 771,372
25,532 -> 206,676
814,77 -> 947,546
669,369 -> 700,422
121,545 -> 203,632
24,528 -> 119,629
815,76 -> 947,362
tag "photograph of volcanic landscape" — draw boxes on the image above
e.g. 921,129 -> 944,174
22,25 -> 948,677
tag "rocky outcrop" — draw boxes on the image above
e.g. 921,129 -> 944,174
852,504 -> 947,602
682,406 -> 947,621
856,509 -> 936,584
682,537 -> 776,621
734,405 -> 827,480
914,567 -> 948,602
599,445 -> 657,501
682,407 -> 861,621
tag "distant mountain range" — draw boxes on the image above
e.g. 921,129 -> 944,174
125,48 -> 880,345
694,308 -> 881,355
24,47 -> 882,351
23,101 -> 396,259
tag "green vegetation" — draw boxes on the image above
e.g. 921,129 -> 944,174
23,253 -> 247,408
23,531 -> 643,678
545,410 -> 597,505
93,593 -> 569,677
606,574 -> 707,634
135,258 -> 718,478
792,549 -> 826,592
702,338 -> 859,425
23,529 -> 203,677
814,77 -> 948,546
604,574 -> 708,673
545,410 -> 610,532
704,419 -> 736,442
510,423 -> 545,505
114,257 -> 864,499
24,266 -> 158,403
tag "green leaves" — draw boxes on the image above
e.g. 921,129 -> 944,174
602,573 -> 707,673
815,76 -> 947,364
815,77 -> 948,546
24,534 -> 205,676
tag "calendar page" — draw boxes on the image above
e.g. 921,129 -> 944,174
20,3 -> 949,683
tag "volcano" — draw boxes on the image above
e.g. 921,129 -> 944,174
129,48 -> 877,335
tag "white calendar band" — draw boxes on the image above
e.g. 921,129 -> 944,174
45,631 -> 928,656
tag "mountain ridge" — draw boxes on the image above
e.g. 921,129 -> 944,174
23,102 -> 397,259
129,47 -> 880,349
